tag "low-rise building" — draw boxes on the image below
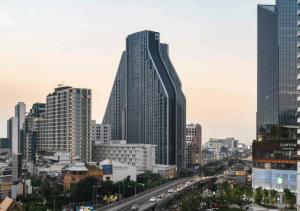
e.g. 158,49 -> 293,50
152,165 -> 177,179
63,163 -> 102,190
99,159 -> 136,182
93,140 -> 156,173
0,196 -> 22,211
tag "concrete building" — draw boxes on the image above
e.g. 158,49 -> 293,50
152,164 -> 177,179
22,103 -> 46,163
63,163 -> 102,190
11,154 -> 21,183
93,140 -> 156,173
185,123 -> 202,167
40,86 -> 92,162
90,121 -> 111,145
7,117 -> 18,155
7,102 -> 26,155
15,102 -> 26,154
100,159 -> 136,182
103,30 -> 186,169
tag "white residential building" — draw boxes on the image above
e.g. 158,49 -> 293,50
90,121 -> 111,145
40,86 -> 92,162
93,140 -> 156,173
100,159 -> 137,182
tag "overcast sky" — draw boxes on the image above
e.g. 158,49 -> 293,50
0,0 -> 276,144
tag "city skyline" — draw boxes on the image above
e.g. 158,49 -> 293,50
0,0 -> 275,144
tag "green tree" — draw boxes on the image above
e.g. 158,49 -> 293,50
262,189 -> 269,205
254,187 -> 263,205
72,177 -> 99,203
284,188 -> 296,208
244,186 -> 253,202
270,189 -> 277,206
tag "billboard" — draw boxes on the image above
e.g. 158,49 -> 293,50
252,168 -> 297,192
103,164 -> 113,175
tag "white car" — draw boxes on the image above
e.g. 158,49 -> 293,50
149,197 -> 156,202
168,189 -> 174,193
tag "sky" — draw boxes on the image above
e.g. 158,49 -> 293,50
0,0 -> 276,144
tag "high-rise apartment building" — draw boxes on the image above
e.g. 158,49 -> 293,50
7,117 -> 18,154
40,86 -> 92,162
7,102 -> 26,155
185,123 -> 202,167
103,30 -> 186,169
90,120 -> 111,145
22,103 -> 46,163
253,1 -> 298,196
15,102 -> 26,154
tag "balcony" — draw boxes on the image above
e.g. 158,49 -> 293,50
298,73 -> 300,80
297,85 -> 300,91
298,31 -> 300,38
298,42 -> 300,48
297,96 -> 300,101
298,0 -> 300,5
298,20 -> 300,26
298,64 -> 300,70
297,117 -> 300,123
298,130 -> 300,135
297,107 -> 300,112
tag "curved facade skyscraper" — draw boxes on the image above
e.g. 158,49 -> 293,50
103,30 -> 186,169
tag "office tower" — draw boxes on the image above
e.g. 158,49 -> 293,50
41,86 -> 92,162
7,117 -> 18,154
12,153 -> 21,183
7,102 -> 26,155
15,102 -> 26,154
103,30 -> 186,169
185,123 -> 202,167
253,1 -> 298,196
90,120 -> 111,146
297,0 -> 300,209
23,103 -> 46,163
0,138 -> 10,149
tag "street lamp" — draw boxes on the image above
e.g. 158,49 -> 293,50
93,185 -> 102,208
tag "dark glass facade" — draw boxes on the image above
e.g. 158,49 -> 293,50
103,31 -> 186,169
257,1 -> 298,139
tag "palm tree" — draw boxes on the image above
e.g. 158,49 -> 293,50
244,186 -> 253,202
262,189 -> 269,205
270,189 -> 277,206
284,188 -> 296,208
254,187 -> 263,205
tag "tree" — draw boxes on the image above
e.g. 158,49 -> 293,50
244,186 -> 253,202
254,187 -> 263,205
262,189 -> 269,205
72,177 -> 99,203
284,188 -> 296,208
270,189 -> 277,206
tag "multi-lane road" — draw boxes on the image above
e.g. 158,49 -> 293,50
98,176 -> 214,211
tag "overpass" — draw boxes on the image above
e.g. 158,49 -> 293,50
97,176 -> 218,211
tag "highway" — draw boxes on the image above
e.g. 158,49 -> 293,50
97,176 -> 214,211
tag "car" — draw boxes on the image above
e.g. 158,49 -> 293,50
131,204 -> 139,210
157,193 -> 166,198
149,197 -> 156,202
168,189 -> 174,193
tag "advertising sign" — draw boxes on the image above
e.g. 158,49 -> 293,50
103,164 -> 113,175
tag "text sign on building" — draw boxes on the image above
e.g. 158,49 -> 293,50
103,164 -> 113,175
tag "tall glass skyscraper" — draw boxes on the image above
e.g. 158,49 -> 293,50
103,30 -> 186,169
253,0 -> 299,197
257,1 -> 298,138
